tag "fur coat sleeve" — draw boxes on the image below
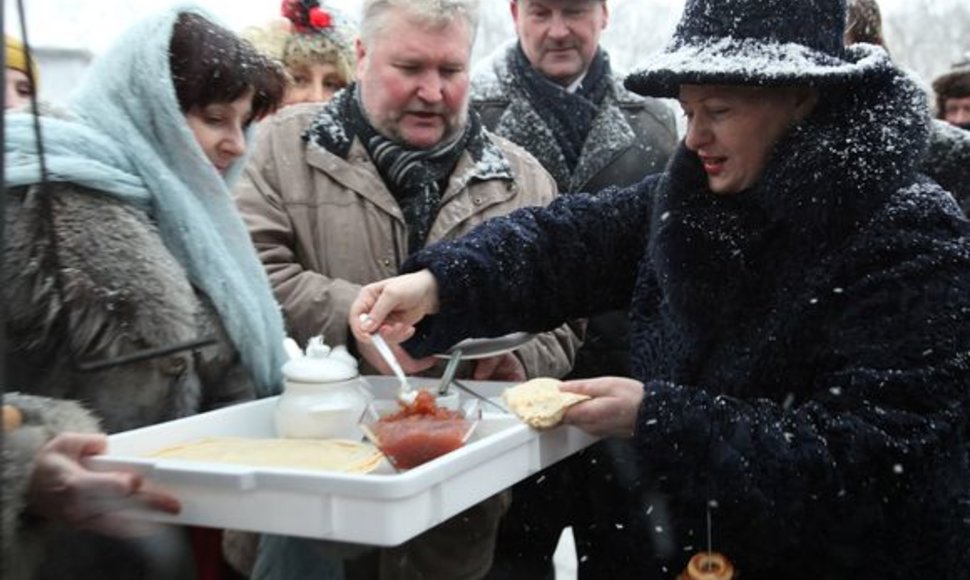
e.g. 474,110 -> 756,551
401,176 -> 660,356
2,393 -> 100,580
3,181 -> 257,433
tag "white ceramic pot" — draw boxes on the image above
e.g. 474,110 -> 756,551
275,341 -> 372,440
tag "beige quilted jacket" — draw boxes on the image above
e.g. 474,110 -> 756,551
235,103 -> 581,379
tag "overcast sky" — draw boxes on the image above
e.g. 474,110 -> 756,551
6,0 -> 914,55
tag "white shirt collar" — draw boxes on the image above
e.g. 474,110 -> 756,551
565,71 -> 588,93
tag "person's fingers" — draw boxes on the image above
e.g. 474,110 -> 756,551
356,340 -> 392,375
70,470 -> 143,500
32,451 -> 137,504
82,513 -> 158,538
351,288 -> 380,334
411,355 -> 439,374
562,395 -> 606,422
472,356 -> 501,380
78,435 -> 109,457
50,470 -> 140,522
377,321 -> 415,343
355,283 -> 388,333
78,493 -> 177,538
559,378 -> 644,438
52,484 -> 130,526
64,478 -> 180,532
471,353 -> 526,381
560,377 -> 639,398
365,286 -> 400,332
558,380 -> 607,400
357,312 -> 377,334
360,298 -> 418,339
45,432 -> 109,459
28,437 -> 181,534
393,345 -> 437,374
134,484 -> 182,515
562,403 -> 618,437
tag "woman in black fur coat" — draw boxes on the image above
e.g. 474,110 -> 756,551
349,0 -> 970,577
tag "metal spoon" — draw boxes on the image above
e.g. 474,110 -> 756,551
438,349 -> 463,395
359,314 -> 414,403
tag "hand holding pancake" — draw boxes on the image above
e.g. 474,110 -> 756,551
559,377 -> 645,438
502,378 -> 590,429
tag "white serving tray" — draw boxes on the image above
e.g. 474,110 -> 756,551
86,377 -> 598,546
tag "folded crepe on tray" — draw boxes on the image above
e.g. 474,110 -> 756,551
149,437 -> 383,473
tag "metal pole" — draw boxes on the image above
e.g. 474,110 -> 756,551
1,3 -> 10,574
2,0 -> 8,400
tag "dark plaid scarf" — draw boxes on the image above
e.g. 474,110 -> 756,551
511,43 -> 612,171
305,86 -> 481,254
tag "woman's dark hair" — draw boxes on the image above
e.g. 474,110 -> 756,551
169,12 -> 286,121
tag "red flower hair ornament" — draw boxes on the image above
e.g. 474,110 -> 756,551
281,0 -> 334,33
308,7 -> 332,29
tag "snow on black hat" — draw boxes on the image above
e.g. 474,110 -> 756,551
625,0 -> 883,98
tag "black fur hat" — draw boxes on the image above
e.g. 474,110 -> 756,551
625,0 -> 883,97
932,55 -> 970,99
932,55 -> 970,120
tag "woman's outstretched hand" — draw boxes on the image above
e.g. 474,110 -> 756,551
26,432 -> 181,537
561,377 -> 646,438
350,270 -> 441,344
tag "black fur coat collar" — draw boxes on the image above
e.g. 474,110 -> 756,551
648,49 -> 931,342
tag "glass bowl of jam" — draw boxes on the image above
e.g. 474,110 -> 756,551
359,389 -> 480,471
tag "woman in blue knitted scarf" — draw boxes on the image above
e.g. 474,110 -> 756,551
3,7 -> 286,579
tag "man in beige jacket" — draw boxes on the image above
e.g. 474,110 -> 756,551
236,1 -> 578,383
234,0 -> 580,578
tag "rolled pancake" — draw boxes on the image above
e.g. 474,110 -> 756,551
149,437 -> 383,474
502,378 -> 590,429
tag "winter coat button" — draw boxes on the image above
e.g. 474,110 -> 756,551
381,258 -> 392,267
473,197 -> 483,205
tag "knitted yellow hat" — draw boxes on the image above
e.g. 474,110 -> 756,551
5,35 -> 39,89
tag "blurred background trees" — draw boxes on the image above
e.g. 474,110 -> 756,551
5,0 -> 969,105
475,0 -> 970,84
882,0 -> 970,86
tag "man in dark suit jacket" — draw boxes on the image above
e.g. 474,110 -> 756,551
469,2 -> 678,577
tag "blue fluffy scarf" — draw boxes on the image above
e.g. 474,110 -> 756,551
4,5 -> 286,396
